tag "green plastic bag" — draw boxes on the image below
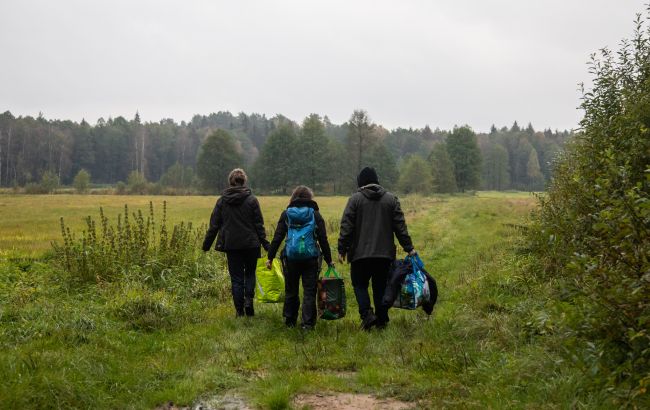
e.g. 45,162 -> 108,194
318,266 -> 346,320
256,258 -> 285,303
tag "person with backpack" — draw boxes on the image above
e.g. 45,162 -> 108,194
202,168 -> 270,318
338,167 -> 416,330
266,186 -> 333,330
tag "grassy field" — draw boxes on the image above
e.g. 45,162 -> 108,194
0,193 -> 603,409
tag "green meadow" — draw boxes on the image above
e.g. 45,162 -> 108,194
0,193 -> 602,409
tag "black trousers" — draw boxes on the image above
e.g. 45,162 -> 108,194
225,248 -> 259,314
283,257 -> 319,327
351,257 -> 392,325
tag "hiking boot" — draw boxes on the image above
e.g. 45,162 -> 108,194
235,309 -> 245,318
285,317 -> 297,328
360,312 -> 378,331
244,298 -> 254,317
301,324 -> 314,331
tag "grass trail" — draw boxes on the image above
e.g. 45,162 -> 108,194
0,193 -> 599,409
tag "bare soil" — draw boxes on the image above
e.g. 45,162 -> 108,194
293,393 -> 413,410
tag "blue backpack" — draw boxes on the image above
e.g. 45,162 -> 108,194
285,207 -> 319,260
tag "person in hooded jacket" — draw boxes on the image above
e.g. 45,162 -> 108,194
266,186 -> 333,330
202,168 -> 270,317
338,167 -> 416,330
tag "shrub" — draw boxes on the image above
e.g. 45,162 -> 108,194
529,13 -> 650,399
40,171 -> 59,194
146,182 -> 162,195
53,202 -> 205,284
115,181 -> 126,195
24,182 -> 47,194
160,162 -> 194,189
73,169 -> 91,194
127,171 -> 147,194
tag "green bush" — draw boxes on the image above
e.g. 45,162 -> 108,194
53,202 -> 205,284
40,170 -> 59,193
24,182 -> 47,194
73,169 -> 91,194
127,171 -> 147,194
529,14 -> 650,399
115,181 -> 127,195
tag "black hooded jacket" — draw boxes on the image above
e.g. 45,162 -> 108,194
202,186 -> 269,253
338,184 -> 413,262
267,199 -> 332,265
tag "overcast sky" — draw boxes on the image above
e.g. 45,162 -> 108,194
0,0 -> 644,132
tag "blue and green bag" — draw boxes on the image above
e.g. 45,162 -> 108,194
393,254 -> 431,310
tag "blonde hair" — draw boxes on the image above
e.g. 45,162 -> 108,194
228,168 -> 248,187
290,185 -> 314,202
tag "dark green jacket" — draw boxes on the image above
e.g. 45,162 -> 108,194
338,184 -> 413,262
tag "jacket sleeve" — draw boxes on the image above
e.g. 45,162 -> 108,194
267,211 -> 287,261
338,196 -> 357,255
315,211 -> 332,265
251,196 -> 269,250
392,196 -> 414,252
202,199 -> 222,251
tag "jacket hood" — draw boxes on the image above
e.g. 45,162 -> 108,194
221,186 -> 251,205
358,184 -> 386,200
288,198 -> 319,211
286,206 -> 315,225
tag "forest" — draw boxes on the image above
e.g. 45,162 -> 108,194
0,109 -> 571,194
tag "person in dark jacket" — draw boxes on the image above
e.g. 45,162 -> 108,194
202,168 -> 270,317
338,167 -> 416,330
266,186 -> 333,330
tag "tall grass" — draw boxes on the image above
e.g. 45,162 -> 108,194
53,201 -> 204,284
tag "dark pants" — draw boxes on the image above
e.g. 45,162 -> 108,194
283,257 -> 319,327
351,258 -> 392,325
226,249 -> 259,314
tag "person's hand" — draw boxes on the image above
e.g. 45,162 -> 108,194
408,249 -> 417,257
265,259 -> 272,270
338,253 -> 346,264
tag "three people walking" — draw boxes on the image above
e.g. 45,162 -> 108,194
203,167 -> 415,329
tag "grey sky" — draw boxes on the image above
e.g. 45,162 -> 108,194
0,0 -> 643,132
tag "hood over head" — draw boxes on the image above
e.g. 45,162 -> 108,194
357,166 -> 379,187
358,183 -> 386,200
221,186 -> 251,205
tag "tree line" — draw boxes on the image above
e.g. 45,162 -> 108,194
0,109 -> 572,194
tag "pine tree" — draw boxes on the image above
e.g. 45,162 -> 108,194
422,125 -> 435,141
298,114 -> 329,189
